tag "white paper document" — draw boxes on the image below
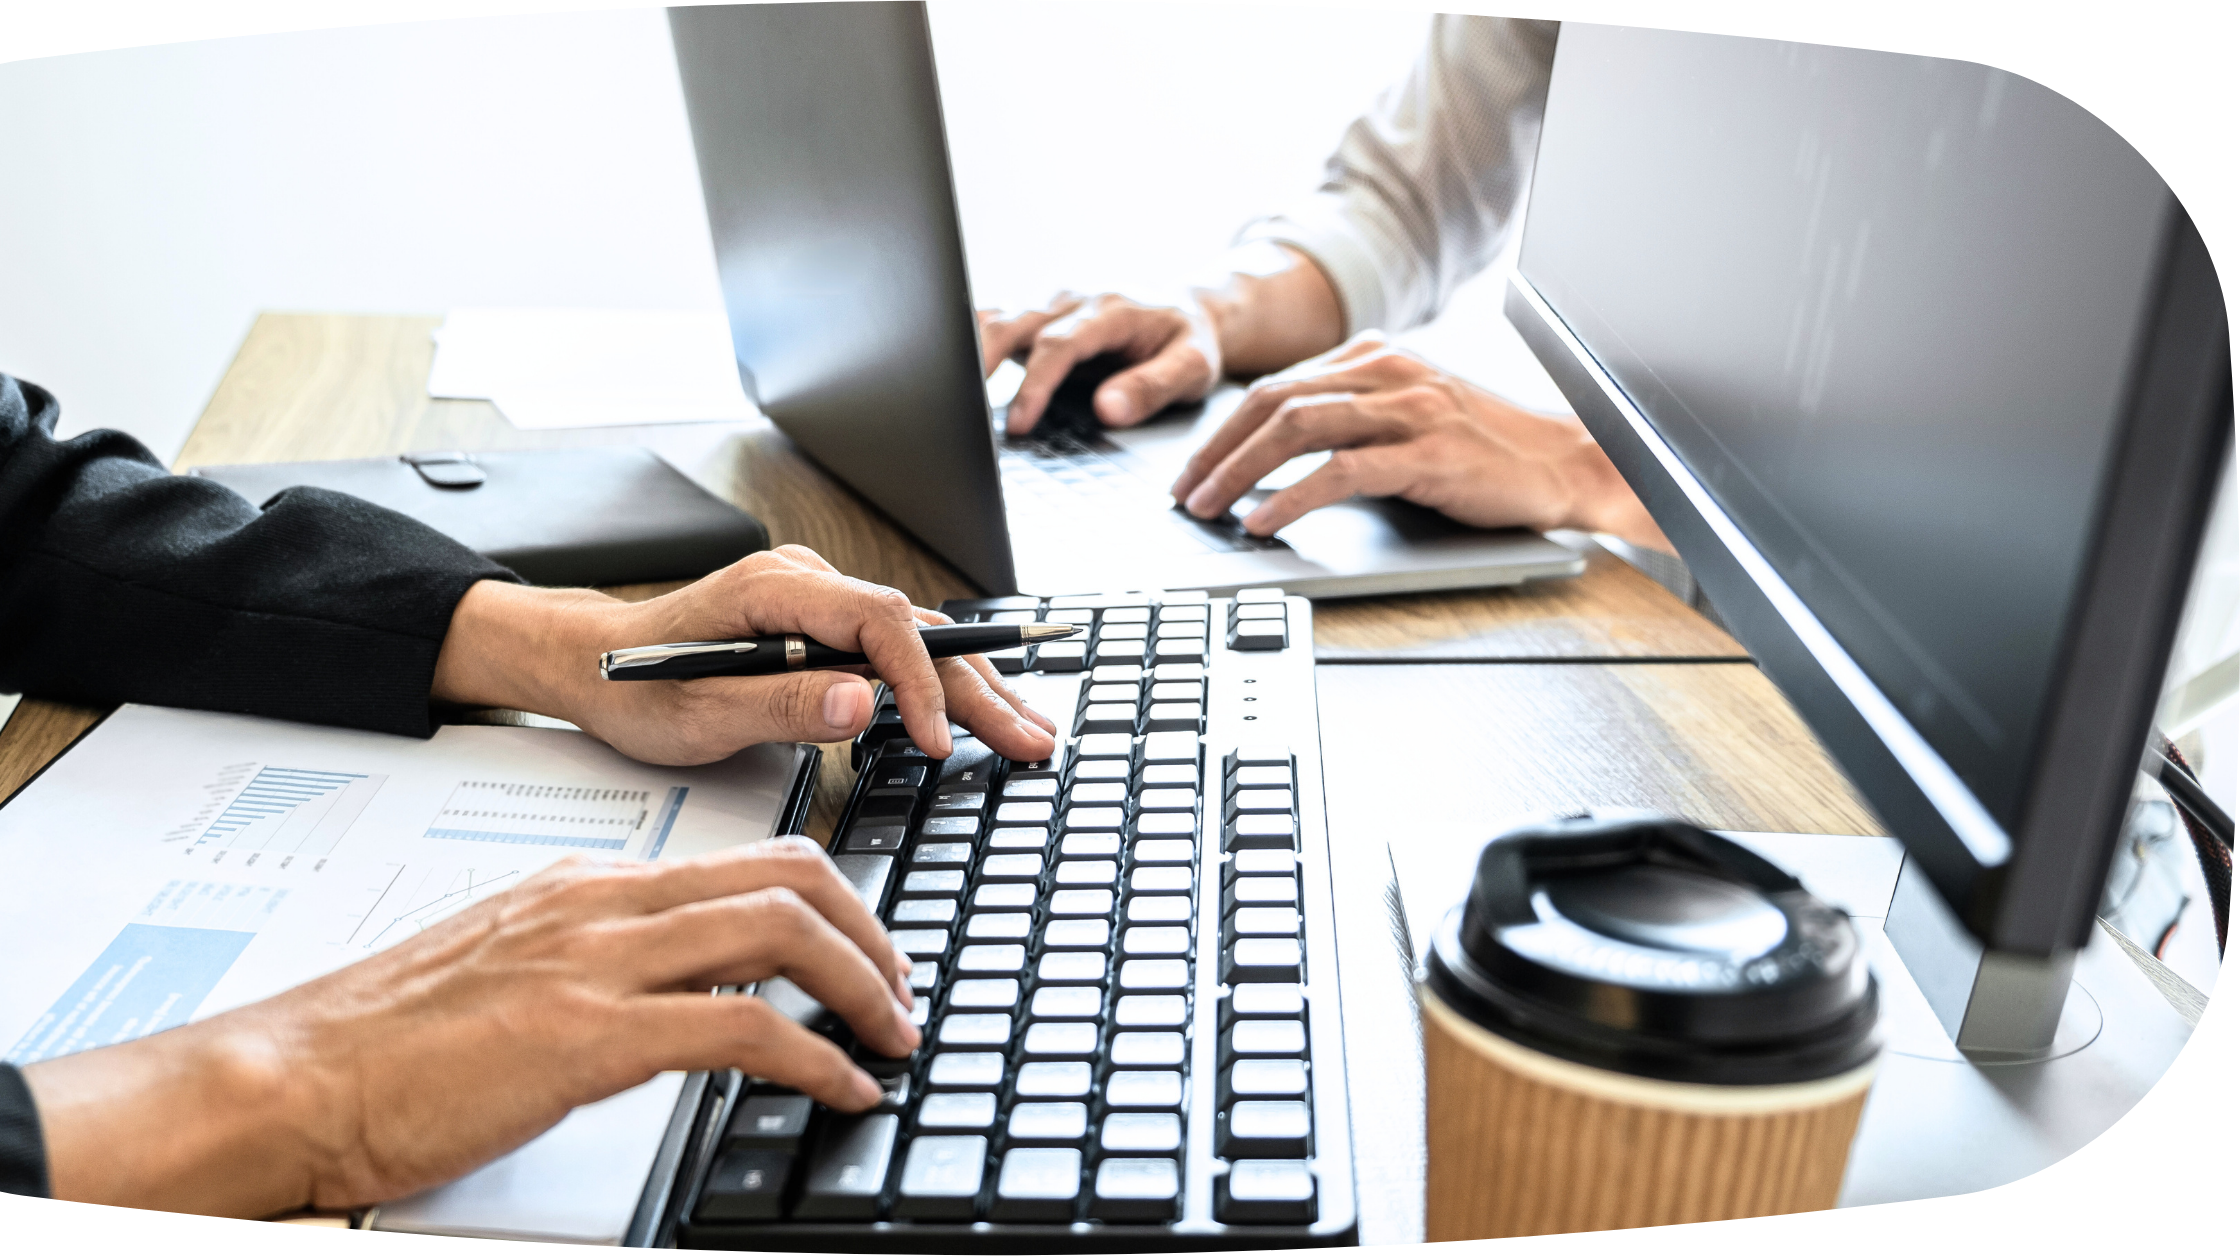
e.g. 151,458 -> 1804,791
428,307 -> 756,430
0,704 -> 810,1243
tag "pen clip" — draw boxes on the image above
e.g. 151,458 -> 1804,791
598,640 -> 759,679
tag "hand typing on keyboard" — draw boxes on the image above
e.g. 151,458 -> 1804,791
432,544 -> 1059,766
25,838 -> 921,1216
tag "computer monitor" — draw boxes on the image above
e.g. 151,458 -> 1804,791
1506,26 -> 2230,1051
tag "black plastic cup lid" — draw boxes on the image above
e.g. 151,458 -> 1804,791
1421,812 -> 1878,1086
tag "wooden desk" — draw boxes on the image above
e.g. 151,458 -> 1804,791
0,313 -> 1877,1242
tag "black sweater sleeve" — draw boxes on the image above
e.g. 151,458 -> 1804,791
0,374 -> 517,737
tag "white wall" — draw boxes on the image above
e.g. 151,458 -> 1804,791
0,1 -> 1549,462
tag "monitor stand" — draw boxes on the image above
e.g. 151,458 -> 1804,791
1883,857 -> 2081,1060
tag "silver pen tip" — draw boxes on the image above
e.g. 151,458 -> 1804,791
1021,623 -> 1084,642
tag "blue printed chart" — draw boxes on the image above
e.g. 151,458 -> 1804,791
425,781 -> 688,854
7,880 -> 289,1064
182,764 -> 388,863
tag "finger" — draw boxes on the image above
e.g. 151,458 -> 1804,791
912,608 -> 1058,735
1094,336 -> 1216,428
617,885 -> 919,1057
736,568 -> 952,757
607,838 -> 911,1002
1006,305 -> 1159,435
933,656 -> 1058,761
1242,442 -> 1426,535
1168,357 -> 1417,504
1183,394 -> 1411,520
979,294 -> 1082,377
628,992 -> 883,1111
654,670 -> 875,760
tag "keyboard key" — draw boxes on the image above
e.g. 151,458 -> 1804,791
1133,839 -> 1195,865
1230,907 -> 1301,936
936,1013 -> 1012,1047
986,647 -> 1029,674
1100,1111 -> 1183,1154
725,1094 -> 814,1149
1073,758 -> 1131,782
869,764 -> 928,790
918,1091 -> 997,1131
1229,788 -> 1294,815
1022,1021 -> 1100,1058
1228,1059 -> 1309,1100
896,1134 -> 986,1220
1007,1101 -> 1089,1142
1077,733 -> 1134,759
1119,958 -> 1190,991
1148,680 -> 1203,703
1056,859 -> 1119,886
1230,744 -> 1292,767
1152,642 -> 1206,666
903,869 -> 964,894
1015,1060 -> 1094,1098
889,929 -> 950,959
1217,1160 -> 1318,1224
1223,1020 -> 1307,1061
921,816 -> 981,841
1078,702 -> 1138,734
1226,983 -> 1306,1021
1086,682 -> 1138,704
794,1112 -> 899,1220
1229,876 -> 1298,907
928,1052 -> 1006,1088
995,800 -> 1055,824
1092,1158 -> 1181,1223
1229,849 -> 1297,879
1061,832 -> 1121,857
1142,732 -> 1199,764
1136,787 -> 1197,811
1002,777 -> 1058,799
1151,662 -> 1204,684
1037,640 -> 1087,671
1100,606 -> 1152,624
1037,951 -> 1108,983
891,898 -> 957,925
1115,994 -> 1188,1027
697,1148 -> 791,1221
956,944 -> 1026,975
1088,666 -> 1142,687
1135,813 -> 1197,838
1121,926 -> 1191,957
1228,618 -> 1288,652
1129,866 -> 1193,893
1143,700 -> 1201,729
1139,762 -> 1199,787
1231,763 -> 1293,790
1225,936 -> 1304,984
1220,1100 -> 1313,1157
972,883 -> 1036,909
909,960 -> 939,993
1092,640 -> 1147,668
1225,814 -> 1297,850
986,826 -> 1052,851
1106,1070 -> 1183,1108
1030,986 -> 1103,1019
1127,895 -> 1193,923
992,1148 -> 1082,1223
1066,806 -> 1126,831
911,841 -> 973,868
931,791 -> 986,813
1050,889 -> 1115,917
857,790 -> 916,820
842,824 -> 906,854
834,853 -> 895,910
948,978 -> 1019,1010
1044,918 -> 1111,948
909,997 -> 931,1028
1069,781 -> 1127,805
966,912 -> 1033,941
980,853 -> 1044,881
1109,1030 -> 1186,1067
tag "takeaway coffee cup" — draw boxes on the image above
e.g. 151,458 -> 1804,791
1417,812 -> 1880,1240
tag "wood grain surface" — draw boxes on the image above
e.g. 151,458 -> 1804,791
0,699 -> 107,804
1313,660 -> 1879,1245
1314,546 -> 1747,662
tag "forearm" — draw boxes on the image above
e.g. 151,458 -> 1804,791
1193,243 -> 1347,379
431,579 -> 625,722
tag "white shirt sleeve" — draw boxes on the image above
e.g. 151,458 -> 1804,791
1236,15 -> 1560,336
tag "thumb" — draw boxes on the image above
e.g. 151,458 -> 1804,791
716,671 -> 876,747
1095,339 -> 1214,428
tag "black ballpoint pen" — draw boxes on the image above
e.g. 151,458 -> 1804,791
599,622 -> 1083,681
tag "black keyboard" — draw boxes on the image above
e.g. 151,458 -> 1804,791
660,590 -> 1354,1250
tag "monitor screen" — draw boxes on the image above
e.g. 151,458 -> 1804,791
1518,29 -> 2175,835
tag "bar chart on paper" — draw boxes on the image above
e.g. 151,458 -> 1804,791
177,762 -> 387,867
425,781 -> 689,854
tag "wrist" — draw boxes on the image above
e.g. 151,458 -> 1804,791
1193,242 -> 1344,379
432,580 -> 629,726
1560,434 -> 1672,553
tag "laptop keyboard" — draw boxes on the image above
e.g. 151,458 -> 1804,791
998,434 -> 1287,558
666,590 -> 1353,1249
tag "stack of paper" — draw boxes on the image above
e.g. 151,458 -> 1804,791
428,308 -> 758,430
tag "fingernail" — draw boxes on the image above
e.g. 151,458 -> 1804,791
1185,489 -> 1215,517
822,682 -> 856,730
1021,704 -> 1057,733
1097,388 -> 1134,425
850,1070 -> 883,1109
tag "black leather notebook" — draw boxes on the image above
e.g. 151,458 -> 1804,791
191,447 -> 769,587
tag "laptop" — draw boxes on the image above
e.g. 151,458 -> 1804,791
668,1 -> 1584,598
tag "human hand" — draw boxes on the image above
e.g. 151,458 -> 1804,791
24,839 -> 920,1215
978,290 -> 1223,435
1170,336 -> 1666,549
432,545 -> 1060,767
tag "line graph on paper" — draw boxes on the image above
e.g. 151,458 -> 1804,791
342,862 -> 527,952
171,763 -> 388,872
